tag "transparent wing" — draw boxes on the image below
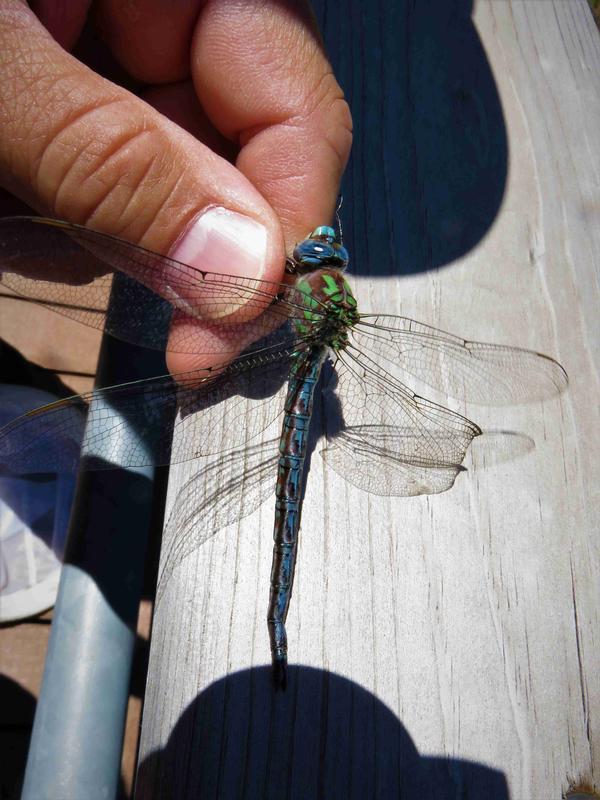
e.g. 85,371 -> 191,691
321,426 -> 465,496
0,216 -> 327,354
354,315 -> 568,405
157,439 -> 278,606
324,347 -> 481,494
0,345 -> 293,474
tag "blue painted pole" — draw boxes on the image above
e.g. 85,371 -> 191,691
22,275 -> 168,800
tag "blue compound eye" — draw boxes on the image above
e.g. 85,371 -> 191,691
292,228 -> 349,270
293,239 -> 335,266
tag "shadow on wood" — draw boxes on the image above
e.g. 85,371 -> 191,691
136,666 -> 508,800
316,0 -> 508,277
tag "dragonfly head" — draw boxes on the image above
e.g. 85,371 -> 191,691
289,225 -> 349,274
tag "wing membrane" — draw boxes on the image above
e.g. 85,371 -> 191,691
354,315 -> 568,404
0,347 -> 292,474
332,347 -> 481,468
321,426 -> 464,496
157,439 -> 278,605
322,349 -> 480,494
0,216 -> 326,354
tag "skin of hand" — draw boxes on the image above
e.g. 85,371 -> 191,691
0,0 -> 352,375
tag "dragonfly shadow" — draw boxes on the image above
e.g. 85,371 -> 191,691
469,429 -> 536,469
136,666 -> 509,800
319,358 -> 345,440
314,0 -> 508,276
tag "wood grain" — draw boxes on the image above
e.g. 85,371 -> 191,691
136,2 -> 600,797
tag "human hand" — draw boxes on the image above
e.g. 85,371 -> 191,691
0,0 -> 352,374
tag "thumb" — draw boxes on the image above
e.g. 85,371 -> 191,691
0,3 -> 284,305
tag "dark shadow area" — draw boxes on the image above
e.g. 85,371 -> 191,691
10,616 -> 52,626
0,339 -> 84,399
136,666 -> 508,800
314,0 -> 508,277
0,676 -> 36,800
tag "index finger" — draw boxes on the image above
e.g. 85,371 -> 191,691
191,0 -> 353,251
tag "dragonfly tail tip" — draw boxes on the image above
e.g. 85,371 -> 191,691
272,657 -> 287,691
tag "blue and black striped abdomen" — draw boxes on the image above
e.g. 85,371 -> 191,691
267,346 -> 326,687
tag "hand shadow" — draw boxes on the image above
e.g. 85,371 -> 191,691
314,0 -> 508,277
136,666 -> 509,800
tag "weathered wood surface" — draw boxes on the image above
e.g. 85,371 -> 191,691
137,2 -> 600,798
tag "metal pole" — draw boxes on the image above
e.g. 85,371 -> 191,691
22,275 -> 168,800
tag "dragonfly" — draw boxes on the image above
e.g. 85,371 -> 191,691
0,216 -> 568,688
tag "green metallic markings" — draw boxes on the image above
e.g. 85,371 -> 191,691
296,277 -> 322,314
342,278 -> 357,308
294,276 -> 323,337
292,269 -> 359,350
322,273 -> 342,300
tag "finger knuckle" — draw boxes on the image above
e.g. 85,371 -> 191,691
34,99 -> 180,240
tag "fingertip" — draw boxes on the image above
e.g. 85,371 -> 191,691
165,313 -> 262,378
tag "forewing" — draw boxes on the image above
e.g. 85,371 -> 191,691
0,216 -> 324,354
354,315 -> 568,405
0,348 -> 292,474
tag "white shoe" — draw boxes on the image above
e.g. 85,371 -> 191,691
0,385 -> 77,622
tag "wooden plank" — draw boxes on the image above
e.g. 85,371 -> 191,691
0,294 -> 99,394
136,2 -> 600,797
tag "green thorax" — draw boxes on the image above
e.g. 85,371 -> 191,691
293,268 -> 359,350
